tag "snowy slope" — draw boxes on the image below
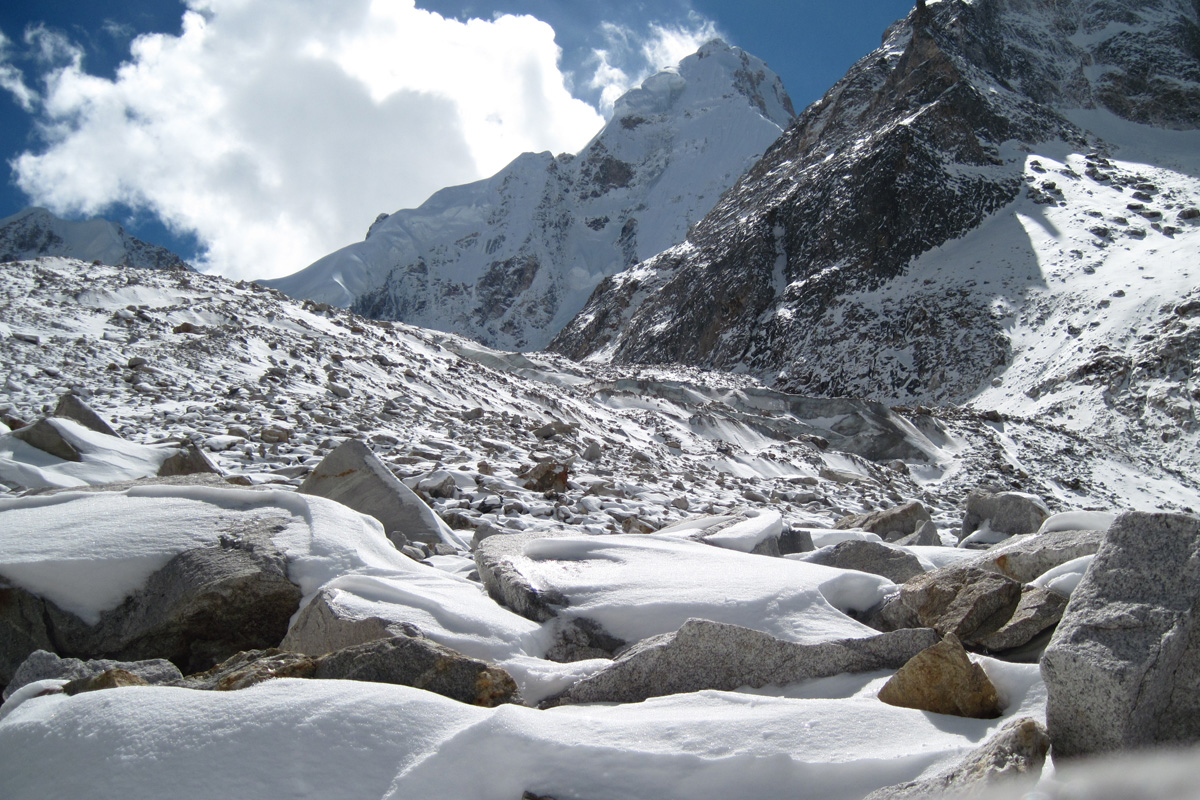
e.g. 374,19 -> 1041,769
263,40 -> 794,351
0,207 -> 191,271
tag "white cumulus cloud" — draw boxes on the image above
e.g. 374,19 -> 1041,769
2,0 -> 607,280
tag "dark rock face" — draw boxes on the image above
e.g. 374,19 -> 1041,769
0,207 -> 191,270
552,0 -> 1200,402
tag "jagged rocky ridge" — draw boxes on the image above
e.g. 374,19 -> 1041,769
263,40 -> 794,351
552,0 -> 1200,471
0,207 -> 192,271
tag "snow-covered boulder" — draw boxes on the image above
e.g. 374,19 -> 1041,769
545,621 -> 938,707
0,483 -> 428,686
1042,511 -> 1200,757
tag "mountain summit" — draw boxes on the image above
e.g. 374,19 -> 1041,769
263,40 -> 794,350
0,207 -> 191,271
552,0 -> 1200,476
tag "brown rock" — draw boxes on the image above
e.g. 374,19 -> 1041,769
900,565 -> 1022,644
877,634 -> 1002,719
10,418 -> 82,461
978,585 -> 1068,654
63,668 -> 150,695
521,461 -> 568,493
836,500 -> 933,542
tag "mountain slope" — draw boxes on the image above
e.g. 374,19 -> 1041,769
551,0 -> 1200,473
263,40 -> 794,351
0,207 -> 191,271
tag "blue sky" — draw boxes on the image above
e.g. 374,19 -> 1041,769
0,1 -> 912,278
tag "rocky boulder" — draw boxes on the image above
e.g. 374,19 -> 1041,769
877,634 -> 1002,719
836,501 -> 932,542
280,588 -> 413,656
52,393 -> 119,438
544,620 -> 938,706
971,528 -> 1105,584
804,540 -> 926,583
897,565 -> 1023,645
977,586 -> 1068,656
1042,512 -> 1200,757
173,649 -> 320,691
4,649 -> 181,700
298,438 -> 459,547
961,490 -> 1051,541
315,635 -> 520,707
863,718 -> 1049,799
473,531 -> 571,622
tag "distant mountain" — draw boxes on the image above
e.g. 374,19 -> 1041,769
552,0 -> 1200,475
0,207 -> 191,271
263,40 -> 795,351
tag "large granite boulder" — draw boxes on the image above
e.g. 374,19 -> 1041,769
961,490 -> 1051,541
836,501 -> 932,542
1041,512 -> 1200,757
977,586 -> 1068,655
280,588 -> 412,656
544,620 -> 938,706
863,718 -> 1049,799
877,634 -> 1002,719
299,439 -> 460,547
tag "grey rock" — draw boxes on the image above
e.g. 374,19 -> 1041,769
836,500 -> 932,542
972,528 -> 1105,584
961,490 -> 1051,540
157,441 -> 221,477
544,617 -> 627,663
53,394 -> 119,438
474,532 -> 571,622
544,619 -> 938,706
877,634 -> 1002,719
5,649 -> 181,700
315,634 -> 521,707
894,519 -> 941,547
0,584 -> 59,691
805,540 -> 926,583
899,565 -> 1023,645
298,439 -> 453,546
778,525 -> 815,555
84,514 -> 303,673
10,418 -> 81,461
580,441 -> 602,462
978,586 -> 1067,654
1042,511 -> 1200,757
281,588 -> 415,657
862,717 -> 1049,799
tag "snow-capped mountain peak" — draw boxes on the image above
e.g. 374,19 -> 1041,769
263,40 -> 795,351
0,208 -> 191,271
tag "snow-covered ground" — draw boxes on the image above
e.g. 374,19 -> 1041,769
0,256 -> 1196,798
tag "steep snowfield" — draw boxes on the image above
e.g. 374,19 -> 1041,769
264,40 -> 794,350
0,207 -> 191,271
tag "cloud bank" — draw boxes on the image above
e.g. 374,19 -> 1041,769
0,0 -> 713,280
